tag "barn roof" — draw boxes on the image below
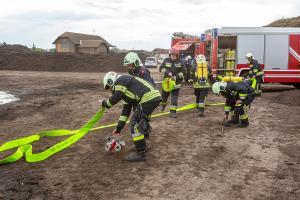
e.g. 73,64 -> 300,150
53,32 -> 113,47
79,40 -> 105,48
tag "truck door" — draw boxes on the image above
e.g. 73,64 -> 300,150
237,35 -> 265,65
264,34 -> 289,70
289,34 -> 300,70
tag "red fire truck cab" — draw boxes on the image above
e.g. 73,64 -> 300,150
171,32 -> 204,57
203,27 -> 300,88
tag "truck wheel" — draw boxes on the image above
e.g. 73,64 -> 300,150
293,83 -> 300,89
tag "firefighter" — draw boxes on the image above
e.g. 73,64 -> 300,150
123,52 -> 156,139
159,48 -> 185,118
246,53 -> 264,95
123,52 -> 156,86
184,55 -> 194,83
101,72 -> 162,162
191,54 -> 212,117
212,81 -> 256,127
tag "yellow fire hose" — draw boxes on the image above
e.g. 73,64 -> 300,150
0,102 -> 224,165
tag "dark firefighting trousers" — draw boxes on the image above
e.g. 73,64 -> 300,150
194,88 -> 209,112
225,93 -> 256,126
129,100 -> 161,152
185,65 -> 192,83
161,89 -> 180,113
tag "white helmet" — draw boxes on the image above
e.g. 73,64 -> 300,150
245,53 -> 254,63
212,81 -> 227,95
196,54 -> 206,63
185,55 -> 192,61
103,71 -> 118,90
123,52 -> 142,67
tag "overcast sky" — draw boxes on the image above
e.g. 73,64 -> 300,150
0,0 -> 299,50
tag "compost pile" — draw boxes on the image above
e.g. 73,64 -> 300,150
272,89 -> 300,107
266,16 -> 300,27
0,45 -> 149,72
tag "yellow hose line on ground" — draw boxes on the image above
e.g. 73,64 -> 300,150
0,102 -> 224,165
0,108 -> 105,164
91,102 -> 224,131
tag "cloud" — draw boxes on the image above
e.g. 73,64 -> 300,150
0,0 -> 299,50
6,11 -> 99,23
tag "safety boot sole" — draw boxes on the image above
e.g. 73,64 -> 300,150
123,152 -> 146,162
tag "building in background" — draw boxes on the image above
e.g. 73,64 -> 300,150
53,32 -> 113,55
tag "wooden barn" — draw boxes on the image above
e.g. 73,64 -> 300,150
53,32 -> 113,55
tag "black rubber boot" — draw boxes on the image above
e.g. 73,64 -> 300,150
123,151 -> 146,162
161,104 -> 167,112
238,118 -> 249,128
170,111 -> 177,118
198,111 -> 204,117
144,132 -> 150,140
123,139 -> 146,162
224,121 -> 232,127
224,114 -> 239,127
256,90 -> 262,96
198,107 -> 204,117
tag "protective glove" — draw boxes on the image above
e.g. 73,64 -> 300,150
101,100 -> 110,109
163,70 -> 171,77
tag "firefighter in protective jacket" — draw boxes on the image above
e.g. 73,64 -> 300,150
123,52 -> 156,139
101,72 -> 162,162
191,54 -> 212,117
246,53 -> 264,95
159,48 -> 185,118
212,81 -> 256,127
123,52 -> 156,86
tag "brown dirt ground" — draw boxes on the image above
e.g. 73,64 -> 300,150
0,70 -> 300,200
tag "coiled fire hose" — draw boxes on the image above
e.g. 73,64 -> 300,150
0,102 -> 224,165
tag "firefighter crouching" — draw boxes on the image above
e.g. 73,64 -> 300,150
159,48 -> 185,118
191,54 -> 213,117
101,72 -> 162,162
123,52 -> 156,86
246,53 -> 264,95
212,81 -> 256,127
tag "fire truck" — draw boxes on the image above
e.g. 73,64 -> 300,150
202,27 -> 300,88
171,32 -> 204,58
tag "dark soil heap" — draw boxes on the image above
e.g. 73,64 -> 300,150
0,44 -> 149,72
266,16 -> 300,27
272,89 -> 300,107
